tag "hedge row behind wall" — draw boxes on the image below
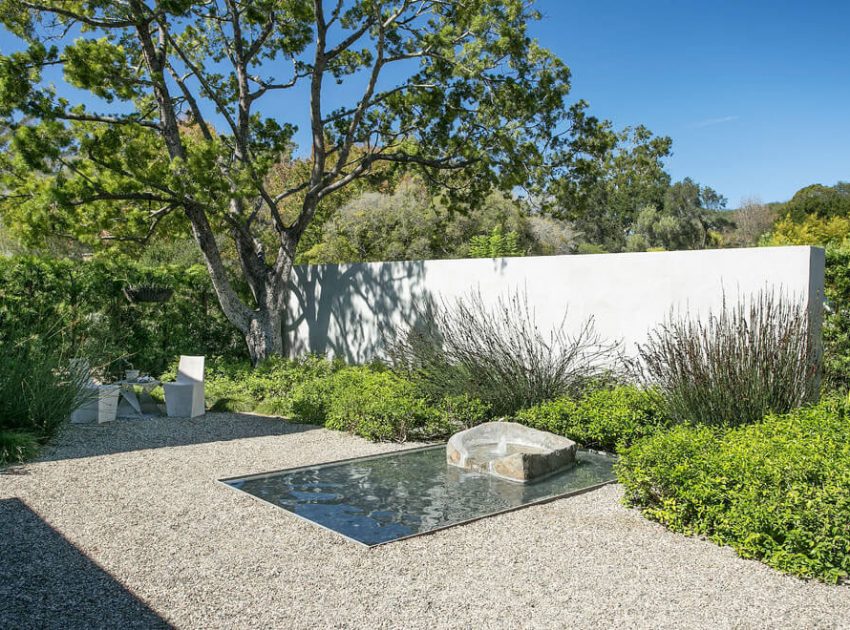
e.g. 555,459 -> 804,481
824,246 -> 850,391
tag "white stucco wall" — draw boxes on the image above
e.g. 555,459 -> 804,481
284,246 -> 825,363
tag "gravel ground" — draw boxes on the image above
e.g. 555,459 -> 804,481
1,413 -> 848,630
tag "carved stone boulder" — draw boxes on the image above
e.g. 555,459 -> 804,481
446,422 -> 577,483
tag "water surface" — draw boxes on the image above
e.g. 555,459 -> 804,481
222,445 -> 616,546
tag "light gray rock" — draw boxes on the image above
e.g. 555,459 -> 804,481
446,421 -> 577,483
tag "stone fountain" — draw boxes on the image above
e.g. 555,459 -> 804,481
446,422 -> 577,483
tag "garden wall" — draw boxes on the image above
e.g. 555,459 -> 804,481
284,246 -> 825,363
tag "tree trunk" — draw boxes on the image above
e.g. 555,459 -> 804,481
241,243 -> 295,366
245,307 -> 286,365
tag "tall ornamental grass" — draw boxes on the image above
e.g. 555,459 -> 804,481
637,291 -> 820,426
388,290 -> 621,415
0,315 -> 92,460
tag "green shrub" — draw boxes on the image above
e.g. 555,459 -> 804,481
637,291 -> 819,427
324,368 -> 435,442
183,354 -> 338,413
516,397 -> 577,436
388,289 -> 621,416
618,397 -> 850,583
0,256 -> 245,377
516,386 -> 666,452
824,246 -> 850,392
0,430 -> 40,465
0,316 -> 90,441
198,357 -> 460,441
435,394 -> 491,430
288,375 -> 336,424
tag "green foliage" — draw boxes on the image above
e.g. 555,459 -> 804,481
516,386 -> 667,452
782,182 -> 850,222
322,368 -> 435,442
0,430 -> 39,465
435,394 -> 492,431
468,225 -> 523,258
0,256 -> 245,376
200,356 -> 492,442
553,124 -> 672,252
288,375 -> 337,425
637,291 -> 819,427
0,0 -> 583,364
389,290 -> 620,416
197,355 -> 338,415
300,178 -> 548,264
824,246 -> 850,391
628,178 -> 730,251
0,315 -> 89,444
618,397 -> 850,583
764,214 -> 850,247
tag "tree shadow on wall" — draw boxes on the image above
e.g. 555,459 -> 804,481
286,260 -> 429,363
0,498 -> 172,629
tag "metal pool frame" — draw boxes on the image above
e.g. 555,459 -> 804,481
218,444 -> 617,548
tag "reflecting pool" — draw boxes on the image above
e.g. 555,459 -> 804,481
221,445 -> 616,546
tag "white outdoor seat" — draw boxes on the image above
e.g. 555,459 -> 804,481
164,355 -> 205,418
69,360 -> 98,423
69,360 -> 120,424
70,384 -> 99,423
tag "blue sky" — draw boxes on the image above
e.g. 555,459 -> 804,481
532,0 -> 850,205
2,1 -> 848,207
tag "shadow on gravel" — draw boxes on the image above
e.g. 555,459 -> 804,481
36,413 -> 321,463
0,498 -> 172,630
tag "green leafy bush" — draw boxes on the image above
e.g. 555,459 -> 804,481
288,375 -> 336,425
186,354 -> 339,414
516,385 -> 666,452
618,397 -> 850,583
824,246 -> 850,392
0,430 -> 40,465
435,394 -> 491,430
637,291 -> 819,427
0,256 -> 245,377
323,368 -> 435,442
197,356 -> 493,442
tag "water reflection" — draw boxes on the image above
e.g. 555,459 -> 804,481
225,447 -> 615,546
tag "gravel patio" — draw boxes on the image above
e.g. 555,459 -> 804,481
2,413 -> 848,629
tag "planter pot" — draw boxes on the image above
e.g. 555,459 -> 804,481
123,285 -> 173,303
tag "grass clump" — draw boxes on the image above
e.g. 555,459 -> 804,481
389,289 -> 620,416
637,290 -> 819,427
0,315 -> 91,461
617,396 -> 850,584
0,430 -> 40,465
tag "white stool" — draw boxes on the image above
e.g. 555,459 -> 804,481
70,385 -> 120,424
96,385 -> 120,423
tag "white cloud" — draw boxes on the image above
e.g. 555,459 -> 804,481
691,115 -> 739,128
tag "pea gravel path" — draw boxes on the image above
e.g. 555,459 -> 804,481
1,413 -> 848,630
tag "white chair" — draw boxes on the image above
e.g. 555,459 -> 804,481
164,355 -> 205,418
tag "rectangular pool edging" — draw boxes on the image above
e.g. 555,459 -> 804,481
218,443 -> 440,484
366,477 -> 617,548
217,444 -> 618,548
